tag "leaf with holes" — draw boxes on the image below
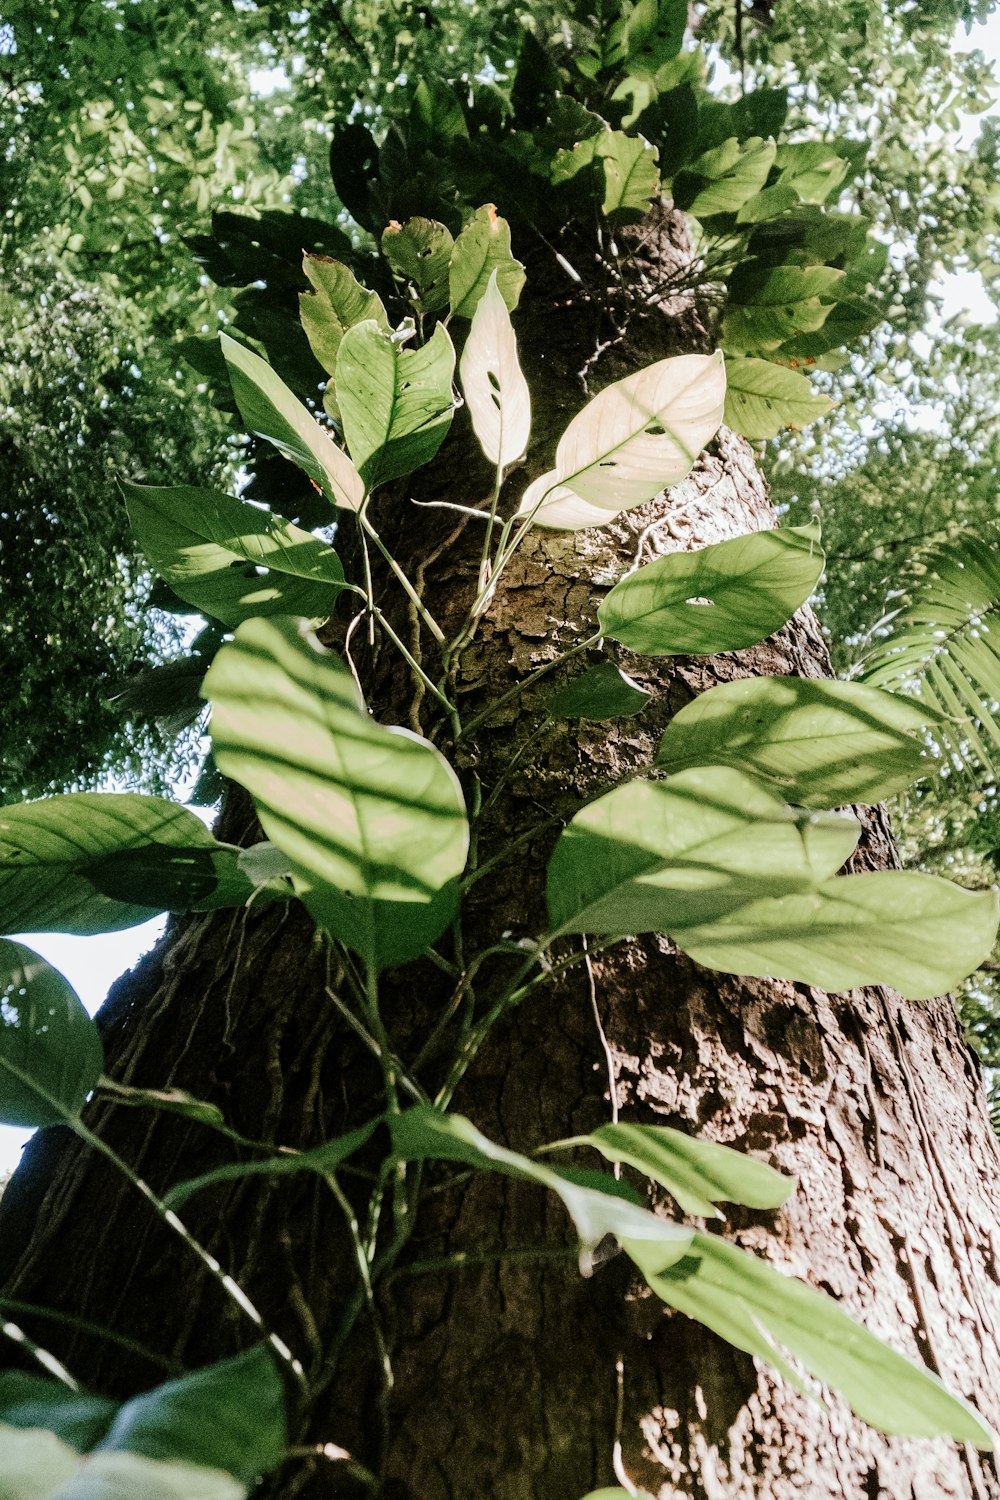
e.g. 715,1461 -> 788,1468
336,320 -> 456,490
626,1232 -> 996,1444
598,526 -> 824,655
123,482 -> 347,629
517,352 -> 725,530
655,676 -> 940,808
546,767 -> 859,938
0,940 -> 103,1127
459,271 -> 531,468
382,217 -> 455,314
723,358 -> 833,438
221,334 -> 364,510
448,205 -> 526,319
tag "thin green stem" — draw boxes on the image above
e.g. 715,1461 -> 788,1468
375,606 -> 457,715
388,1244 -> 579,1279
479,461 -> 507,594
1,1320 -> 79,1389
0,1297 -> 182,1375
361,510 -> 446,645
71,1120 -> 307,1394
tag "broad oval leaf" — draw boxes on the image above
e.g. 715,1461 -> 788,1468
597,132 -> 660,221
93,1346 -> 286,1490
220,333 -> 364,511
0,794 -> 251,936
547,662 -> 651,720
298,253 -> 388,379
0,940 -> 103,1127
52,1452 -> 244,1500
335,320 -> 456,490
546,768 -> 859,938
626,1232 -> 996,1445
518,352 -> 725,530
0,1426 -> 83,1500
123,483 -> 346,630
675,871 -> 999,1000
598,525 -> 823,656
203,616 -> 469,915
302,878 -> 459,971
685,137 -> 776,219
722,264 -> 845,355
0,1373 -> 117,1453
722,357 -> 833,439
382,217 -> 454,315
448,204 -> 526,319
390,1105 -> 693,1273
580,1122 -> 795,1219
458,271 -> 531,468
655,676 -> 940,808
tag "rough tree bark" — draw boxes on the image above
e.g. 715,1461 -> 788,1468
3,207 -> 1000,1500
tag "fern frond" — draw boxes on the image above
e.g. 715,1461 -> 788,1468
856,526 -> 1000,788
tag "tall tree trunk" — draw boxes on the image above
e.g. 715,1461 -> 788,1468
3,208 -> 1000,1500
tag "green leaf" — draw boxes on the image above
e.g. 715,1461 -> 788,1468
547,663 -> 651,720
774,142 -> 849,204
0,1425 -> 83,1499
626,1232 -> 996,1444
622,0 -> 685,66
0,940 -> 103,1127
164,1119 -> 381,1210
579,1122 -> 795,1219
390,1105 -> 693,1271
655,676 -> 940,808
0,1374 -> 117,1453
54,1452 -> 245,1498
298,254 -> 389,381
220,333 -> 364,511
335,320 -> 456,490
448,205 -> 526,320
676,871 -> 999,1000
597,132 -> 660,221
722,358 -> 833,439
517,352 -> 725,530
598,526 -> 824,655
203,617 -> 469,964
0,792 -> 248,930
0,794 -> 249,936
95,1079 -> 227,1130
458,271 -> 531,468
382,217 -> 455,314
123,482 -> 346,631
303,878 -> 459,971
722,264 -> 845,355
546,768 -> 859,938
685,137 -> 777,219
93,1346 -> 286,1489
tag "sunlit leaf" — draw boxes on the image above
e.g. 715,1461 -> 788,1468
336,320 -> 456,489
578,1122 -> 795,1219
518,352 -> 725,530
203,617 -> 469,968
458,271 -> 531,468
547,663 -> 651,720
220,333 -> 364,511
298,254 -> 388,383
0,794 -> 249,936
546,768 -> 859,937
390,1105 -> 693,1272
684,137 -> 776,219
676,871 -> 999,1000
722,265 -> 845,355
0,940 -> 103,1127
598,526 -> 823,655
382,217 -> 454,314
448,205 -> 526,319
54,1451 -> 244,1499
626,1233 -> 996,1444
774,142 -> 849,204
123,482 -> 346,630
655,676 -> 939,807
722,358 -> 833,438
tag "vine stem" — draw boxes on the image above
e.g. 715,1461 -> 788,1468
360,509 -> 446,644
458,631 -> 602,742
71,1120 -> 308,1394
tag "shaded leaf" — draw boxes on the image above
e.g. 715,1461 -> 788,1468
448,205 -> 526,319
165,1119 -> 381,1210
655,676 -> 939,808
599,526 -> 823,655
298,255 -> 388,410
382,217 -> 454,314
0,940 -> 103,1127
546,768 -> 859,937
683,137 -> 776,219
0,1374 -> 117,1453
336,320 -> 456,490
303,878 -> 459,971
626,1233 -> 996,1444
723,359 -> 833,439
221,334 -> 364,511
123,483 -> 346,630
547,663 -> 651,720
722,264 -> 845,355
